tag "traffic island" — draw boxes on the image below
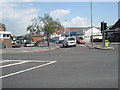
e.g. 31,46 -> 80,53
86,45 -> 95,49
86,45 -> 114,50
94,46 -> 114,50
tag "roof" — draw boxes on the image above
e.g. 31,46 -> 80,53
0,31 -> 11,34
33,34 -> 44,37
111,19 -> 120,29
55,27 -> 90,35
85,27 -> 102,35
66,27 -> 90,31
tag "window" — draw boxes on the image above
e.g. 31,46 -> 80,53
3,34 -> 6,37
68,38 -> 75,40
3,34 -> 10,38
7,34 -> 10,37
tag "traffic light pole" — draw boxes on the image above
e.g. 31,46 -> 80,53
102,21 -> 105,47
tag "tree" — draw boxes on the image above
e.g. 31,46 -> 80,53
27,25 -> 34,34
0,23 -> 6,31
27,13 -> 62,47
27,20 -> 41,43
26,24 -> 34,43
38,13 -> 62,47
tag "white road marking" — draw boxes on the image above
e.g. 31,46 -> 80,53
0,60 -> 55,68
0,61 -> 56,79
0,60 -> 54,63
0,60 -> 23,63
0,61 -> 29,68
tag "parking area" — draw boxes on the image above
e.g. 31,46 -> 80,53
1,44 -> 118,88
0,60 -> 56,79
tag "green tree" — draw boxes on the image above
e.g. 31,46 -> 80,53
38,13 -> 62,47
27,25 -> 34,34
26,24 -> 34,43
27,13 -> 62,46
27,20 -> 41,43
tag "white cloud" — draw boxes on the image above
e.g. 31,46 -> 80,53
62,16 -> 89,27
1,3 -> 40,35
50,9 -> 70,19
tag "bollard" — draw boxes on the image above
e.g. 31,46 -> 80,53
105,40 -> 109,47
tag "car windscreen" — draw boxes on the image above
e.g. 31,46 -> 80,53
68,38 -> 75,40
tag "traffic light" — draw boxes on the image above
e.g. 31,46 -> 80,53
101,22 -> 104,31
101,22 -> 107,32
104,23 -> 107,30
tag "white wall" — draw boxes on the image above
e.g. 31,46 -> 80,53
0,31 -> 11,39
84,27 -> 102,43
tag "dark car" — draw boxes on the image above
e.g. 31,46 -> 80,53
55,40 -> 64,44
59,40 -> 64,44
35,40 -> 48,47
12,43 -> 21,48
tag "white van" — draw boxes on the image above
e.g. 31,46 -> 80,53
62,36 -> 77,47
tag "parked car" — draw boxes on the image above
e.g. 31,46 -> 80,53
62,36 -> 77,47
93,35 -> 102,42
54,40 -> 59,44
76,40 -> 86,44
24,43 -> 34,47
59,40 -> 64,44
35,40 -> 48,47
12,43 -> 21,48
55,40 -> 64,44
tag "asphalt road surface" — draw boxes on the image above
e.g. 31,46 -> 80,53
2,45 -> 118,88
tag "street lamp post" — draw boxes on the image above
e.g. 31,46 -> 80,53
30,20 -> 35,50
65,20 -> 70,37
90,0 -> 93,47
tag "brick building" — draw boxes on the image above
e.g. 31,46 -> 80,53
32,34 -> 44,43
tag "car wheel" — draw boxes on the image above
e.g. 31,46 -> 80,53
66,44 -> 68,47
62,44 -> 65,47
74,45 -> 76,47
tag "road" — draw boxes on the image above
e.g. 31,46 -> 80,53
1,44 -> 118,88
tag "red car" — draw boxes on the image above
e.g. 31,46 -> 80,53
76,40 -> 86,44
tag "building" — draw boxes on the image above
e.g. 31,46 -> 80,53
52,27 -> 89,40
62,27 -> 88,38
84,27 -> 102,43
0,23 -> 12,48
32,34 -> 45,43
21,34 -> 44,44
105,19 -> 120,42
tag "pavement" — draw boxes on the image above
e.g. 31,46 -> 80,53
85,42 -> 119,50
0,44 -> 60,54
0,42 -> 119,54
86,45 -> 115,50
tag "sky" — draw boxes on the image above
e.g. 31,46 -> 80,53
0,2 -> 118,35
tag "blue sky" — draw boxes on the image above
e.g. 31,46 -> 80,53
0,2 -> 118,35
